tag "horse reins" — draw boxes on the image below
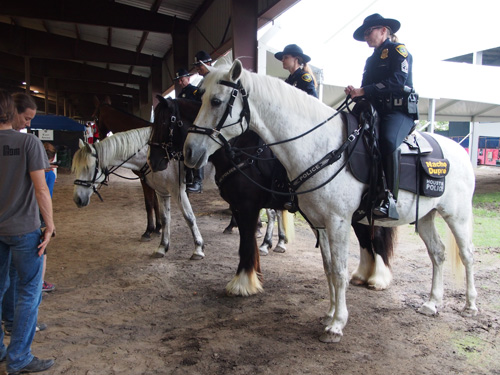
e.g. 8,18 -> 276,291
187,78 -> 365,196
73,143 -> 151,201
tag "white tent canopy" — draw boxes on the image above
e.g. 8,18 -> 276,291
265,51 -> 500,123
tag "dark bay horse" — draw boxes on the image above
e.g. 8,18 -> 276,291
92,96 -> 161,241
148,97 -> 395,296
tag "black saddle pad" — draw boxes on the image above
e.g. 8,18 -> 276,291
346,114 -> 449,198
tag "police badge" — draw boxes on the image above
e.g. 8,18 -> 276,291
301,73 -> 312,82
396,45 -> 408,57
380,49 -> 389,59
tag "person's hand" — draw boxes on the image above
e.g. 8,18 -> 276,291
38,226 -> 56,256
344,85 -> 355,96
345,86 -> 365,99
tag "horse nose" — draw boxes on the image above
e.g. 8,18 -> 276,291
73,195 -> 87,208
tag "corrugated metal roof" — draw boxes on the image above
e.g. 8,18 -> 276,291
117,0 -> 203,20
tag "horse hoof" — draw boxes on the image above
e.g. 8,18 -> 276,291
141,234 -> 152,242
223,228 -> 233,234
319,332 -> 342,343
349,276 -> 367,287
366,281 -> 388,291
417,304 -> 437,316
273,246 -> 286,253
461,307 -> 479,317
151,251 -> 165,259
259,249 -> 269,256
190,254 -> 204,260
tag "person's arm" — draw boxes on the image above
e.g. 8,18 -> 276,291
30,169 -> 55,256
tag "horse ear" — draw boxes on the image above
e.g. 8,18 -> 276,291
93,96 -> 100,108
79,139 -> 86,149
104,96 -> 111,105
229,60 -> 243,82
156,94 -> 164,103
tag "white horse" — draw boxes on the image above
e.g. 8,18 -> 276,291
183,60 -> 478,343
72,126 -> 215,260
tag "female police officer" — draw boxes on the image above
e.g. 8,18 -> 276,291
345,13 -> 417,220
275,44 -> 318,98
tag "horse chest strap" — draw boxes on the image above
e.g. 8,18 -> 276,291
290,149 -> 341,191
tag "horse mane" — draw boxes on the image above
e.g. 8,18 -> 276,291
203,62 -> 335,124
72,127 -> 151,173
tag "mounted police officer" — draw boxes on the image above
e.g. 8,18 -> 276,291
185,50 -> 213,193
345,14 -> 418,220
275,44 -> 318,98
175,68 -> 198,101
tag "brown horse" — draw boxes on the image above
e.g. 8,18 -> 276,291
92,96 -> 161,241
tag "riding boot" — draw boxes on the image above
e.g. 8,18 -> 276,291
373,149 -> 400,220
186,167 -> 204,193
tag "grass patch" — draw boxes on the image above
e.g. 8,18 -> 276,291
452,333 -> 496,369
410,192 -> 500,250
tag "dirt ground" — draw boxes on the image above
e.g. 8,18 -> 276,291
3,166 -> 499,375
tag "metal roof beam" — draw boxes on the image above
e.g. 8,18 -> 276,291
0,66 -> 138,97
1,0 -> 189,34
0,52 -> 147,85
0,23 -> 158,66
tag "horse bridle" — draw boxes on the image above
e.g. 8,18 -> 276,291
149,99 -> 185,161
187,79 -> 251,152
73,144 -> 150,201
73,147 -> 108,201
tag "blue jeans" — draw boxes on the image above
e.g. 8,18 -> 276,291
0,229 -> 43,373
2,262 -> 19,332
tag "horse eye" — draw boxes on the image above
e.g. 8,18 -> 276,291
211,98 -> 222,107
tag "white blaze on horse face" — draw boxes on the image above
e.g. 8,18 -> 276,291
72,145 -> 102,207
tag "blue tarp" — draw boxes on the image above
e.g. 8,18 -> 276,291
30,115 -> 86,132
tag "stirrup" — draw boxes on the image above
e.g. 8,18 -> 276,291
283,201 -> 298,213
372,193 -> 399,221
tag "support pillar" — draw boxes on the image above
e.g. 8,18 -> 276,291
231,0 -> 258,72
428,98 -> 436,133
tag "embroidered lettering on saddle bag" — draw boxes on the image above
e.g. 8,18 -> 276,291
420,157 -> 449,197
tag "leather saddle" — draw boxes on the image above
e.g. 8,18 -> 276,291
344,110 -> 449,197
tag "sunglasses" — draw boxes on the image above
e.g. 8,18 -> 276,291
364,26 -> 383,37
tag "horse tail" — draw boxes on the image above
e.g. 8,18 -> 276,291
446,225 -> 466,288
282,210 -> 295,243
371,226 -> 396,267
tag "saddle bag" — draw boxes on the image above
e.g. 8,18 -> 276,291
419,157 -> 449,197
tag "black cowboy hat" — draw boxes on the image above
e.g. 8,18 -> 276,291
274,44 -> 311,63
193,50 -> 212,66
174,68 -> 193,80
353,13 -> 401,41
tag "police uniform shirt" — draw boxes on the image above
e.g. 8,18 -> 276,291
361,38 -> 413,112
192,79 -> 205,102
179,84 -> 199,101
285,67 -> 318,98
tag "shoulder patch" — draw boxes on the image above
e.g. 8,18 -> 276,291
396,45 -> 408,58
301,73 -> 313,83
